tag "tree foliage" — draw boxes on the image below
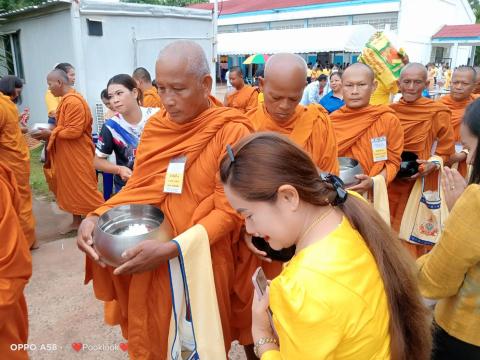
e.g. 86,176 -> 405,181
0,0 -> 44,12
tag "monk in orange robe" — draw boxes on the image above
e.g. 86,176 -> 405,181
33,69 -> 104,232
331,63 -> 404,193
76,40 -> 253,359
233,54 -> 339,357
132,67 -> 163,108
473,66 -> 480,94
225,66 -> 258,113
389,63 -> 455,258
0,163 -> 32,360
439,66 -> 476,177
0,86 -> 37,249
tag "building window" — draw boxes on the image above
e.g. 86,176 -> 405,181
237,22 -> 269,32
219,25 -> 237,33
87,19 -> 103,36
307,16 -> 349,28
352,12 -> 398,30
270,19 -> 305,30
0,31 -> 25,80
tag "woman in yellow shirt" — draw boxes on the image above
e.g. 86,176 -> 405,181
418,99 -> 480,359
220,133 -> 431,360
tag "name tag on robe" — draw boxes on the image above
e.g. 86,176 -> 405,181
371,136 -> 388,162
164,156 -> 186,194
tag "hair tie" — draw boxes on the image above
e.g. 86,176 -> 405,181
320,173 -> 348,206
226,144 -> 235,163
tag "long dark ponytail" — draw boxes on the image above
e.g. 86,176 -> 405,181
220,132 -> 431,360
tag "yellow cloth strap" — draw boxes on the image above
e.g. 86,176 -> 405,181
372,175 -> 391,226
167,224 -> 226,359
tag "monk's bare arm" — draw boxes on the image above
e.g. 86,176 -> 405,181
56,100 -> 86,139
433,110 -> 455,163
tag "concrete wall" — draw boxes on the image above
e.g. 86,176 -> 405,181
1,9 -> 74,120
78,13 -> 213,128
398,0 -> 475,65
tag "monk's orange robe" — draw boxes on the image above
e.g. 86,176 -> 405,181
142,86 -> 162,108
389,98 -> 455,257
230,103 -> 340,345
85,100 -> 253,359
225,85 -> 258,113
0,93 -> 36,247
0,164 -> 32,360
331,105 -> 404,184
45,89 -> 104,216
438,94 -> 476,177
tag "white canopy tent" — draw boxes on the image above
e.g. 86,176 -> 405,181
218,24 -> 376,55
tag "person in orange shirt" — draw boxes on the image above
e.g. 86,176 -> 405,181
0,163 -> 32,360
132,67 -> 162,108
389,63 -> 455,258
76,40 -> 253,359
331,63 -> 403,194
0,75 -> 37,249
225,66 -> 258,113
233,53 -> 339,358
439,66 -> 476,178
32,69 -> 104,233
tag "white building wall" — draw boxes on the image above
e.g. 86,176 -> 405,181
0,10 -> 74,120
78,13 -> 213,128
398,0 -> 475,65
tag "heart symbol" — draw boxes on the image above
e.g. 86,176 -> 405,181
119,343 -> 128,352
71,343 -> 82,352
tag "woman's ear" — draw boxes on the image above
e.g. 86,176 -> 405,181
277,184 -> 300,212
132,87 -> 139,100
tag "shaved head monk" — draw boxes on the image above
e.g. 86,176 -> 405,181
439,66 -> 476,177
0,78 -> 37,249
77,40 -> 253,358
331,63 -> 403,195
225,66 -> 258,113
33,69 -> 104,232
132,67 -> 162,108
389,63 -> 454,258
0,164 -> 32,360
233,53 -> 339,357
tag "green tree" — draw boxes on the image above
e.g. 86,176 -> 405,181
121,0 -> 208,7
469,0 -> 480,65
0,0 -> 44,12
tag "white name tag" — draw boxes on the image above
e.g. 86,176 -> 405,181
371,136 -> 388,162
163,156 -> 186,194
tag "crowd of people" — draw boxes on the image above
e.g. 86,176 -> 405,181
0,40 -> 479,360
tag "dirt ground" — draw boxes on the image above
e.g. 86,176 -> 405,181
26,195 -> 246,359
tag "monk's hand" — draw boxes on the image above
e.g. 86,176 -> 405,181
77,216 -> 106,267
348,174 -> 374,193
113,240 -> 179,275
442,167 -> 467,211
446,152 -> 467,167
245,232 -> 272,263
411,160 -> 439,179
30,128 -> 51,141
117,166 -> 132,181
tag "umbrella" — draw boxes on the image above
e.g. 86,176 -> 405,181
243,54 -> 269,65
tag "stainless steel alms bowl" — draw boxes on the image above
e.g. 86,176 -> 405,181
30,123 -> 54,132
339,157 -> 364,187
93,204 -> 173,267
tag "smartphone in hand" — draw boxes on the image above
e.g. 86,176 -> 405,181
252,267 -> 278,337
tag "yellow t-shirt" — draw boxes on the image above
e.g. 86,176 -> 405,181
307,68 -> 313,78
44,89 -> 61,117
370,80 -> 398,105
263,217 -> 391,360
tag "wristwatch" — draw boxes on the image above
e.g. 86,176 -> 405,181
253,337 -> 278,357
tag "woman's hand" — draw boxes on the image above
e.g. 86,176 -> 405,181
347,174 -> 373,193
245,232 -> 272,263
442,167 -> 467,211
252,287 -> 274,339
117,166 -> 133,182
